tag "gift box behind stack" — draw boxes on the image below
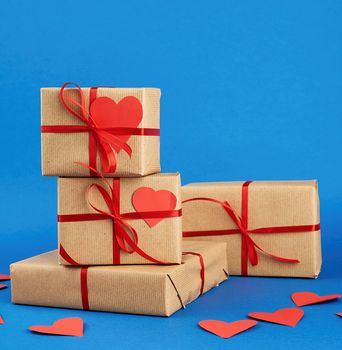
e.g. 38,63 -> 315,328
182,180 -> 321,278
10,83 -> 229,317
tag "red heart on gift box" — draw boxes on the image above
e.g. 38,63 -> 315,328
29,317 -> 84,336
199,319 -> 257,339
291,292 -> 341,307
336,313 -> 342,317
248,307 -> 304,327
0,274 -> 10,281
0,284 -> 7,290
132,187 -> 177,227
90,96 -> 143,153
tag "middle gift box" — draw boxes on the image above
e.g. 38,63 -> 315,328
58,172 -> 182,265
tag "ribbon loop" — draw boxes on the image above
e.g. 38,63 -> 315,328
59,82 -> 92,124
59,83 -> 132,174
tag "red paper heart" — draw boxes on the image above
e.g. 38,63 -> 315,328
132,187 -> 177,227
248,307 -> 304,327
0,284 -> 7,290
291,292 -> 341,307
29,317 -> 84,336
0,274 -> 10,281
90,96 -> 143,153
199,319 -> 257,339
0,315 -> 4,325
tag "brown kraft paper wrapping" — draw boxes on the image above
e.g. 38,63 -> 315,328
182,180 -> 321,278
11,241 -> 229,317
41,87 -> 160,177
58,173 -> 182,265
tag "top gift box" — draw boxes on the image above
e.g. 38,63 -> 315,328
41,83 -> 161,177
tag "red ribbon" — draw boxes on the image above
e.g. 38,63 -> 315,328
59,165 -> 182,265
41,82 -> 160,175
80,267 -> 89,310
79,252 -> 205,311
182,181 -> 320,275
182,252 -> 205,295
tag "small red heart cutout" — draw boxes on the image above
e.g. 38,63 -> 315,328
291,292 -> 341,307
29,317 -> 84,336
132,187 -> 177,227
0,274 -> 10,281
199,319 -> 257,339
90,96 -> 143,153
0,284 -> 7,290
0,315 -> 4,325
248,307 -> 304,327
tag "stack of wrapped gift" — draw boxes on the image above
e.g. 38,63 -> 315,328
10,83 -> 228,316
10,83 -> 322,317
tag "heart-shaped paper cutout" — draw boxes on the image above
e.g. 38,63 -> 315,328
291,292 -> 341,307
199,320 -> 257,339
90,96 -> 143,153
29,317 -> 84,336
132,187 -> 177,227
248,307 -> 304,327
0,284 -> 7,290
0,315 -> 4,325
0,274 -> 10,281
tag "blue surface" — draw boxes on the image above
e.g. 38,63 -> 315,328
1,0 -> 342,349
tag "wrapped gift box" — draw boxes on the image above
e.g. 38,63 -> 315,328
58,173 -> 182,265
11,241 -> 228,317
41,85 -> 161,177
182,180 -> 321,278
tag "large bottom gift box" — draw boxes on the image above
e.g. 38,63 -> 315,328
11,241 -> 228,317
182,180 -> 321,278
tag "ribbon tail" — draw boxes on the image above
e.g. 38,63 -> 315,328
97,140 -> 117,173
115,221 -> 138,254
97,133 -> 132,173
241,235 -> 249,275
253,240 -> 300,264
59,244 -> 80,266
100,131 -> 132,157
119,226 -> 168,264
245,235 -> 259,266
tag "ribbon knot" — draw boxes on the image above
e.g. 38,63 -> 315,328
221,200 -> 259,267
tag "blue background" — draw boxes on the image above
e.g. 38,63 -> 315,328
0,0 -> 341,349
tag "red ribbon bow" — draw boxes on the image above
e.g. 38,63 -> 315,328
59,164 -> 182,265
41,82 -> 160,175
59,82 -> 132,174
183,181 -> 320,275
